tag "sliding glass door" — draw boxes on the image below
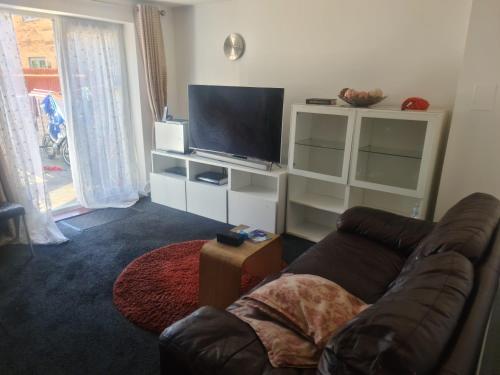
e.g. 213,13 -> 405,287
2,6 -> 141,233
0,11 -> 67,244
56,17 -> 139,208
9,12 -> 78,214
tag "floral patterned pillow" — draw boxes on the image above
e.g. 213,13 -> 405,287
229,274 -> 368,368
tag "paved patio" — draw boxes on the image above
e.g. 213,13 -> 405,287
41,151 -> 77,211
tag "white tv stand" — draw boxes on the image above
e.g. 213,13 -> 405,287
150,150 -> 287,233
194,150 -> 272,171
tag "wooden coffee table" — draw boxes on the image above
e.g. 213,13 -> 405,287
199,228 -> 283,309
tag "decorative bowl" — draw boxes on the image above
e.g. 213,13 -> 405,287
338,88 -> 387,107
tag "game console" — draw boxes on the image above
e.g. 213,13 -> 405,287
195,171 -> 228,185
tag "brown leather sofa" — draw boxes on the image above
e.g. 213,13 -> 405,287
159,193 -> 500,375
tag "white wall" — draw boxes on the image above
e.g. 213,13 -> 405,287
169,0 -> 472,162
435,0 -> 500,218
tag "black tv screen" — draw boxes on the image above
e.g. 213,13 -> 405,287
188,85 -> 284,163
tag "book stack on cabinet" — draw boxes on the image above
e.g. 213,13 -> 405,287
286,104 -> 446,243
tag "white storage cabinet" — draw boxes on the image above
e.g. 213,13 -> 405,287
287,104 -> 446,243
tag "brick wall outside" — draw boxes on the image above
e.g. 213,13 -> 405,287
11,15 -> 62,95
12,15 -> 58,70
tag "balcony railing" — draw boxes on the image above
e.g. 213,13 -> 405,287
23,68 -> 61,94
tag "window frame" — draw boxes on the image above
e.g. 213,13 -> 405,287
22,15 -> 39,22
28,56 -> 49,69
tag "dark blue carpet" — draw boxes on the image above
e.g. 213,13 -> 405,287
0,198 -> 312,375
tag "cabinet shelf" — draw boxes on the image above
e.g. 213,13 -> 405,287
156,172 -> 187,181
231,185 -> 277,201
295,138 -> 345,151
287,222 -> 333,243
287,200 -> 339,242
189,180 -> 228,189
289,192 -> 344,214
290,107 -> 352,183
359,145 -> 423,160
348,187 -> 423,219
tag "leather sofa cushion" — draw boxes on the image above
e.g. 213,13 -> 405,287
284,231 -> 405,304
337,206 -> 435,257
230,274 -> 368,368
319,251 -> 474,375
414,193 -> 500,263
159,306 -> 316,375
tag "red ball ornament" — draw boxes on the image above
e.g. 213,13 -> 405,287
401,97 -> 430,111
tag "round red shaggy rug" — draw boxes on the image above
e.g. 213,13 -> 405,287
113,240 -> 263,333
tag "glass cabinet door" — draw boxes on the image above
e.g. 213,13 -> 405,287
351,114 -> 429,195
290,108 -> 354,183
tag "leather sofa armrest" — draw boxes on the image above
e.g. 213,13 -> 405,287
337,206 -> 435,256
317,344 -> 337,375
159,306 -> 266,375
318,342 -> 358,375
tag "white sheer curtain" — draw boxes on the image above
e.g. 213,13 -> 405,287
56,17 -> 140,208
0,12 -> 67,245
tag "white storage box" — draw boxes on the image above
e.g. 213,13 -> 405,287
155,120 -> 189,154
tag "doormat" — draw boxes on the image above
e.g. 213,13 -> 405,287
60,207 -> 142,231
44,166 -> 64,172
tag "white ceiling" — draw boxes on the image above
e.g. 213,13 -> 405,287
154,0 -> 215,5
106,0 -> 216,7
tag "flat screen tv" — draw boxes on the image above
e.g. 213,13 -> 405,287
188,85 -> 284,163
